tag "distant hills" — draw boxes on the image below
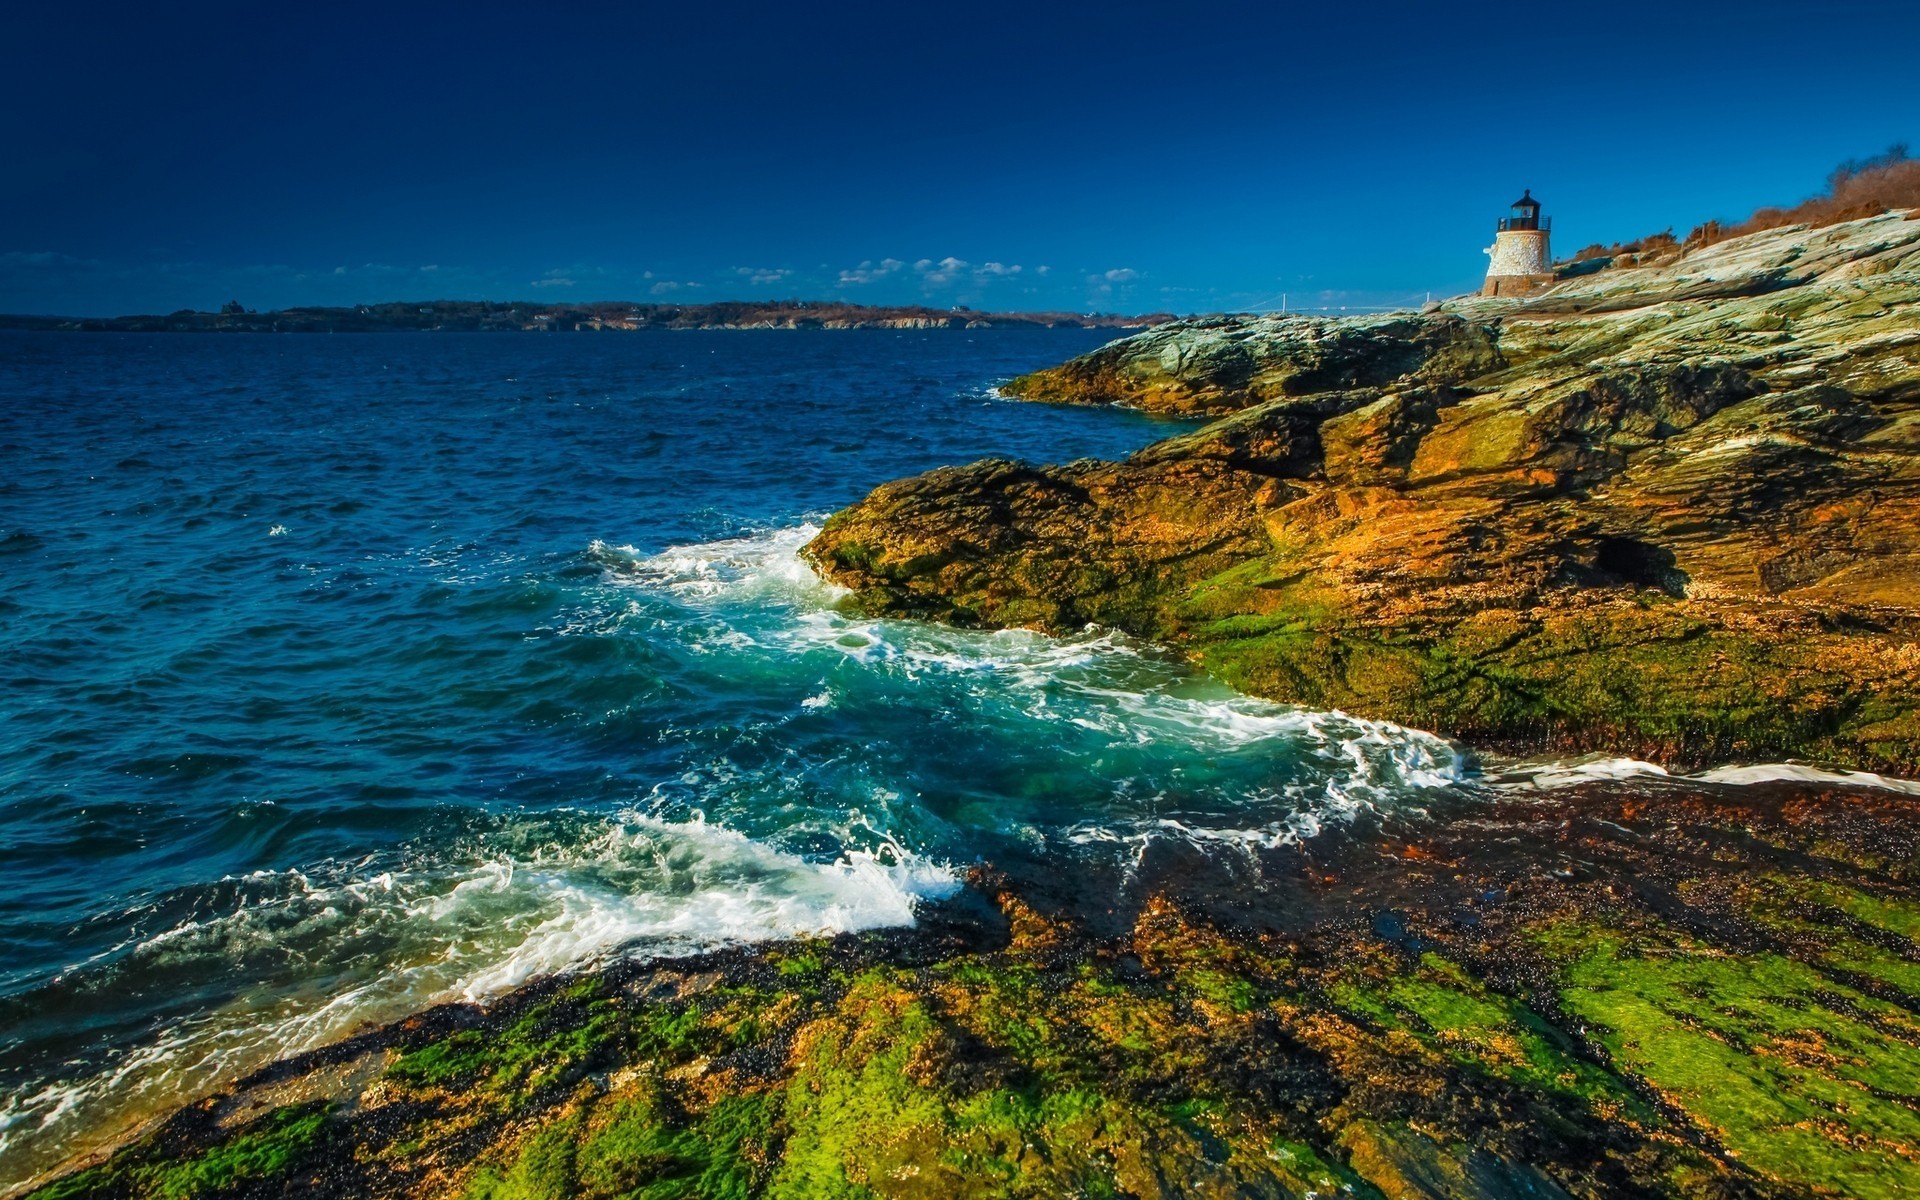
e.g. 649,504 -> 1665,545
0,299 -> 1173,333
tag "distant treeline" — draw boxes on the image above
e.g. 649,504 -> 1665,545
0,299 -> 1172,333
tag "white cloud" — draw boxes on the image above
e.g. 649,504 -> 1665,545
651,280 -> 702,295
836,255 -> 1032,291
1085,267 -> 1144,304
529,264 -> 619,290
735,266 -> 793,286
915,256 -> 968,285
837,257 -> 906,285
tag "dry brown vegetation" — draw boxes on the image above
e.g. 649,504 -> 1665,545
1562,145 -> 1920,269
1566,230 -> 1678,267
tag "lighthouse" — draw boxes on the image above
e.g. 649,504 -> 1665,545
1482,189 -> 1554,297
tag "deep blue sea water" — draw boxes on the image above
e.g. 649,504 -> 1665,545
0,329 -> 1473,1185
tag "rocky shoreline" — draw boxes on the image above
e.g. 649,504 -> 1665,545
23,214 -> 1920,1200
807,213 -> 1920,773
23,773 -> 1920,1200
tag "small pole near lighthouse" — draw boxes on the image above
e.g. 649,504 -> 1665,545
1482,189 -> 1555,297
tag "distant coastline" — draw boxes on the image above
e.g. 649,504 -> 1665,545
0,299 -> 1173,333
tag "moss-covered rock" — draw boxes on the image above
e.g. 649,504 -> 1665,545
24,1103 -> 333,1200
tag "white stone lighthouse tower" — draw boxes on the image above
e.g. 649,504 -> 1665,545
1482,189 -> 1554,297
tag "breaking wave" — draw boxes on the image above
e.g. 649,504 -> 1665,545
0,809 -> 954,1180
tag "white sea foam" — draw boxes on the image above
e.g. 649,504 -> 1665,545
1493,756 -> 1673,789
1494,754 -> 1920,796
425,814 -> 958,1000
589,523 -> 837,605
783,609 -> 1468,781
1690,763 -> 1920,796
0,811 -> 956,1178
1053,717 -> 1463,866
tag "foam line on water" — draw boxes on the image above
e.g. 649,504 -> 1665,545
778,608 -> 1469,764
1488,756 -> 1674,789
1491,754 -> 1920,796
1689,762 -> 1920,796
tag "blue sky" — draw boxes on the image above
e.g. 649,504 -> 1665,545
3,0 -> 1916,316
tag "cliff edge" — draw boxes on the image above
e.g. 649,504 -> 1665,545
807,213 -> 1920,771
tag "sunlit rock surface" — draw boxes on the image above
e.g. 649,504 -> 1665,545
812,214 -> 1920,771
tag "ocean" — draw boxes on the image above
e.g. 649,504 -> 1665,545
0,329 -> 1472,1186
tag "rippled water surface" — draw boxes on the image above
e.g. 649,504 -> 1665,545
0,329 -> 1477,1185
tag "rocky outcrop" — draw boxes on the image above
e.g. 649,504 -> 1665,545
810,214 -> 1920,771
1000,311 -> 1505,416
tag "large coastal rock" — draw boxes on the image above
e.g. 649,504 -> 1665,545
809,214 -> 1920,771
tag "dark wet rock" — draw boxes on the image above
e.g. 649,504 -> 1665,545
1339,1122 -> 1574,1200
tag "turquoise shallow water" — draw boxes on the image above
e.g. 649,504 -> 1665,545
0,329 -> 1471,1185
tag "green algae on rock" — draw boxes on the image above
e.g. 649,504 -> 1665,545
809,212 -> 1920,772
22,1103 -> 335,1200
26,776 -> 1920,1200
